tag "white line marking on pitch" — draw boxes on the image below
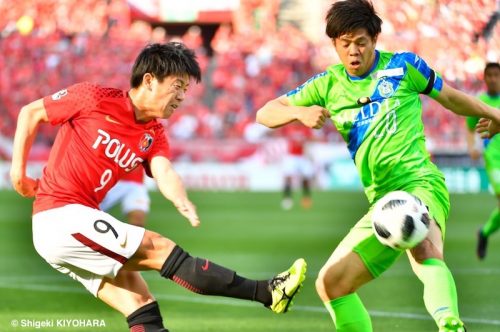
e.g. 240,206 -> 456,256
0,281 -> 499,326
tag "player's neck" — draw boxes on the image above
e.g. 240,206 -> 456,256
128,89 -> 154,123
133,108 -> 153,123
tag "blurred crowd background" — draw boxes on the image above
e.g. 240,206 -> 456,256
0,0 -> 498,163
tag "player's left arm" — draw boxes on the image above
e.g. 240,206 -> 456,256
150,156 -> 200,227
10,98 -> 49,197
434,82 -> 500,135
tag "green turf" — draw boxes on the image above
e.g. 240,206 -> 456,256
0,190 -> 499,331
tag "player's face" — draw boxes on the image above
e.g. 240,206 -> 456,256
484,67 -> 500,95
333,28 -> 377,77
151,74 -> 190,119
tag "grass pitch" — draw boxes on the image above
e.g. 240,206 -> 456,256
0,190 -> 499,331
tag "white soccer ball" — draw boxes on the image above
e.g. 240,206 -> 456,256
371,191 -> 430,250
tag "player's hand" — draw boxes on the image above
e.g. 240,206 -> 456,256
174,199 -> 200,227
10,174 -> 39,198
298,106 -> 330,129
476,118 -> 499,139
488,119 -> 500,137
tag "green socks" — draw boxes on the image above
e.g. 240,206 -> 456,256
324,293 -> 372,332
481,207 -> 500,237
323,259 -> 461,331
414,258 -> 459,323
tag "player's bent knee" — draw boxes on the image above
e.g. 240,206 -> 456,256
315,275 -> 329,301
316,263 -> 363,300
315,267 -> 340,300
98,273 -> 156,317
127,231 -> 177,271
315,274 -> 350,301
410,238 -> 443,263
141,231 -> 176,253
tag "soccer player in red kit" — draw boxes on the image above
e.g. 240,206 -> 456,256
280,122 -> 315,210
10,42 -> 306,332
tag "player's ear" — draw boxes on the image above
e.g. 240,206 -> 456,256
143,73 -> 154,91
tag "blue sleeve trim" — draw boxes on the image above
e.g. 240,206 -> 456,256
286,71 -> 327,97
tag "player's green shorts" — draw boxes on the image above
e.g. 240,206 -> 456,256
484,146 -> 500,195
337,176 -> 450,278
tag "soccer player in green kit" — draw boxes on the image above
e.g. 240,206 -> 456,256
465,62 -> 500,260
256,1 -> 500,331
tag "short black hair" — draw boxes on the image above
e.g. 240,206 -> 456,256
325,0 -> 382,40
485,62 -> 500,74
130,42 -> 201,88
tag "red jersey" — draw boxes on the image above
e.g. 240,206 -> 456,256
282,124 -> 312,156
120,165 -> 145,184
33,82 -> 169,214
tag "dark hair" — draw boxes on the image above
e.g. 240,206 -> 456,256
325,0 -> 382,39
130,42 -> 201,88
484,62 -> 500,74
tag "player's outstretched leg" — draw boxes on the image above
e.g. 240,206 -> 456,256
160,246 -> 306,313
476,207 -> 500,260
476,229 -> 488,260
268,258 -> 307,313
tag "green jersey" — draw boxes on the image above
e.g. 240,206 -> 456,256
466,93 -> 500,193
287,50 -> 445,204
465,93 -> 500,154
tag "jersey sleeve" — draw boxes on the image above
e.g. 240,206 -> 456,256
286,72 -> 328,107
43,82 -> 97,125
403,52 -> 443,98
143,124 -> 171,178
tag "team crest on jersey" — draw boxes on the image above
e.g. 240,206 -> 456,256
139,133 -> 153,152
377,80 -> 394,98
51,89 -> 68,100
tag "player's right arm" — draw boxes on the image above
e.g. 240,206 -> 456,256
10,99 -> 49,197
256,95 -> 329,129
